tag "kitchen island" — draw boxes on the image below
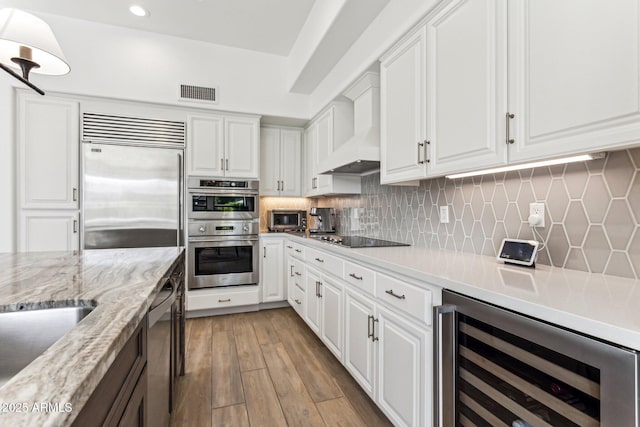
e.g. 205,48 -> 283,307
0,247 -> 183,426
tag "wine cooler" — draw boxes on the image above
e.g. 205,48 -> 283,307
434,291 -> 639,427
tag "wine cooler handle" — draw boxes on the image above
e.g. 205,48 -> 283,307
433,304 -> 456,427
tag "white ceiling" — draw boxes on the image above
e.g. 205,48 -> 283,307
0,0 -> 316,56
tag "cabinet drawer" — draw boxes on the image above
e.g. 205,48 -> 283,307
343,261 -> 375,295
187,287 -> 259,311
306,247 -> 343,278
375,273 -> 432,325
286,241 -> 306,259
292,282 -> 305,316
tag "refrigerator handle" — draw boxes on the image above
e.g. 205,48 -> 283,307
177,152 -> 183,247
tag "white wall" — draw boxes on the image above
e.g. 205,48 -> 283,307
309,0 -> 439,115
0,76 -> 15,252
32,12 -> 310,117
0,12 -> 312,252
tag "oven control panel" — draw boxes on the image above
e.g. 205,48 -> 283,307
188,219 -> 258,237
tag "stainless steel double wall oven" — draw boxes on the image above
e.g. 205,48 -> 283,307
187,177 -> 259,290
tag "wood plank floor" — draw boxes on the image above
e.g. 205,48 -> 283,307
171,307 -> 392,427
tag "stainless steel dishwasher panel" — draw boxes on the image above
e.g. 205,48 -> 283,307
434,291 -> 639,427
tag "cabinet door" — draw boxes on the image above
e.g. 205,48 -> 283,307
314,109 -> 334,193
304,266 -> 321,334
426,0 -> 508,176
261,239 -> 284,302
509,0 -> 640,162
187,114 -> 225,176
260,127 -> 281,196
18,94 -> 79,209
303,125 -> 317,196
320,276 -> 343,361
380,27 -> 428,184
117,367 -> 147,427
344,289 -> 376,397
280,129 -> 302,196
376,305 -> 430,427
225,116 -> 260,179
286,256 -> 296,306
19,210 -> 79,252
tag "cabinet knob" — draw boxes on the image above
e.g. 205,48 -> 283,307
199,226 -> 206,232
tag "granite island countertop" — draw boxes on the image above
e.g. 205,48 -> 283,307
0,247 -> 184,427
263,232 -> 640,350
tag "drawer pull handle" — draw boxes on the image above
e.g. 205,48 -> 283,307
385,289 -> 406,300
367,315 -> 374,339
295,249 -> 302,253
295,299 -> 302,305
349,273 -> 363,280
295,272 -> 301,276
315,257 -> 324,263
287,245 -> 293,249
218,298 -> 231,303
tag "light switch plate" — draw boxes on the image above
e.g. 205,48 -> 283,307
439,206 -> 449,223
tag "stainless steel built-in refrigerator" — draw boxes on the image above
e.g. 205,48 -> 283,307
82,142 -> 183,249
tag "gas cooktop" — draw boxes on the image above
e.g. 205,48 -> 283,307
311,235 -> 410,248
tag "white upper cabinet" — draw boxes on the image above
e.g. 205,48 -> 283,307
18,93 -> 79,210
225,116 -> 260,179
508,0 -> 640,162
426,0 -> 508,175
380,0 -> 640,182
188,114 -> 225,176
304,102 -> 360,197
187,113 -> 259,179
380,27 -> 428,184
260,126 -> 302,196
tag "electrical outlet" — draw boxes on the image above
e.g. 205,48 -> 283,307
529,202 -> 545,227
439,206 -> 449,224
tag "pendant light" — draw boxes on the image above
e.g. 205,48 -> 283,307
0,8 -> 70,95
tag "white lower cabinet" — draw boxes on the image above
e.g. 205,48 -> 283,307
344,289 -> 376,397
288,241 -> 437,426
377,304 -> 430,427
260,238 -> 285,302
18,210 -> 79,252
304,266 -> 322,334
319,276 -> 343,360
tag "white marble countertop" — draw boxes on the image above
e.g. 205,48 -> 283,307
265,233 -> 640,351
0,247 -> 184,427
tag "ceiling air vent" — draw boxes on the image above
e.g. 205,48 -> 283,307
179,84 -> 218,104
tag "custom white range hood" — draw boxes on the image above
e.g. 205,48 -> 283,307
318,71 -> 380,175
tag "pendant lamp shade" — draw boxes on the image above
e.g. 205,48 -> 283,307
0,8 -> 70,76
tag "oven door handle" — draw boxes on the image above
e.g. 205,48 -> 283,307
433,304 -> 456,427
188,236 -> 258,244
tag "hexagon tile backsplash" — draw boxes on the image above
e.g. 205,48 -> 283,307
317,147 -> 640,280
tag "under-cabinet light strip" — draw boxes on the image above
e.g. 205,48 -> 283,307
445,152 -> 606,179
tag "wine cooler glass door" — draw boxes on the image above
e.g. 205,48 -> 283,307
435,291 -> 639,427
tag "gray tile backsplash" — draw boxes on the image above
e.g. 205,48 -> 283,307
318,147 -> 640,280
261,147 -> 640,279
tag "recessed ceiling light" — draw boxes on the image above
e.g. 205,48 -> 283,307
129,5 -> 149,17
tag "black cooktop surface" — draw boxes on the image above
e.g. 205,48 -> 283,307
312,235 -> 410,248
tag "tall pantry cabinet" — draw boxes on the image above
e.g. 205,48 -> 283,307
17,92 -> 80,252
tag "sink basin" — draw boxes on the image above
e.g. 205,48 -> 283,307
0,306 -> 95,388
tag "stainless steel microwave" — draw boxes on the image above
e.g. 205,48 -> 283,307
268,210 -> 307,232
